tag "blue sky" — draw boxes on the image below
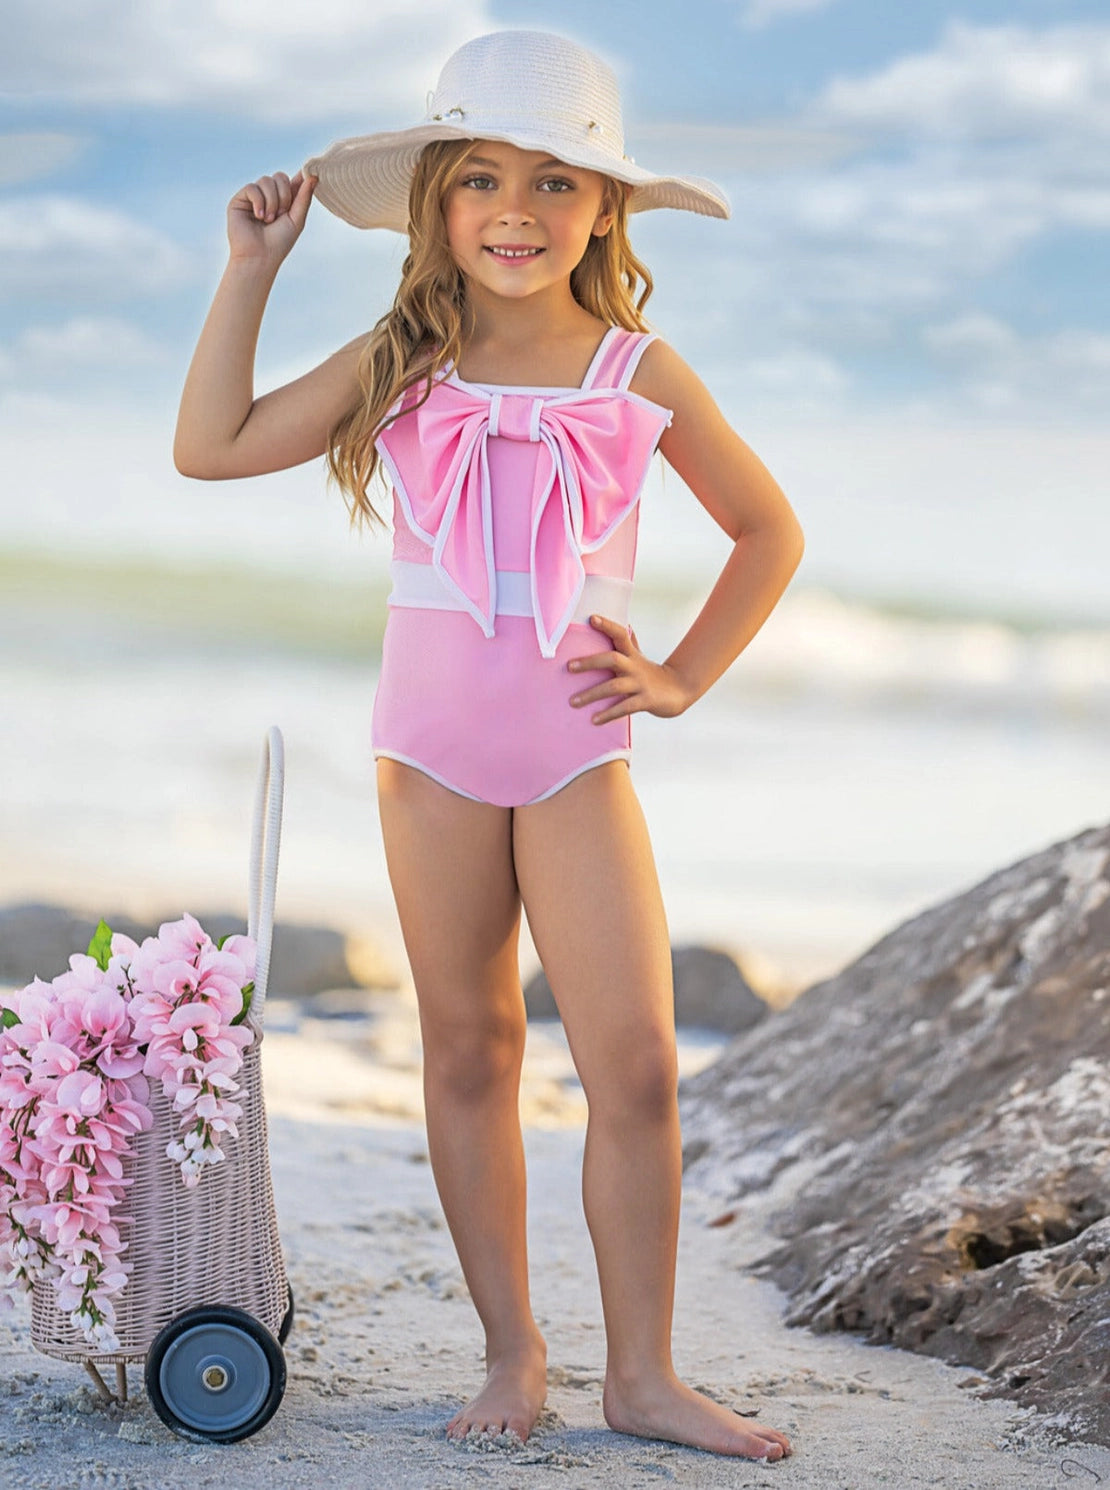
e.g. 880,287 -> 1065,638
2,0 -> 1109,615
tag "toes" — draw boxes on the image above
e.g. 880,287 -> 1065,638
446,1413 -> 514,1442
753,1431 -> 791,1461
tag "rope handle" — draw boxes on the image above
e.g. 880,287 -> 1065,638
247,726 -> 284,1034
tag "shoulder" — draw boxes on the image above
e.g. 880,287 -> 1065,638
628,335 -> 728,430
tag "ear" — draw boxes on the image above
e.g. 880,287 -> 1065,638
592,179 -> 629,237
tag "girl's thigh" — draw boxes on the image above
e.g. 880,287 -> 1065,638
511,762 -> 676,1096
376,759 -> 523,1029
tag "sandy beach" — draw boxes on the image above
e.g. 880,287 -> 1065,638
3,981 -> 1109,1490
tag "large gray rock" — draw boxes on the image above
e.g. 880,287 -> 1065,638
0,904 -> 399,997
679,823 -> 1110,1445
524,943 -> 768,1032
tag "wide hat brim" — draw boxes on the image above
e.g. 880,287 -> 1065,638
303,123 -> 730,233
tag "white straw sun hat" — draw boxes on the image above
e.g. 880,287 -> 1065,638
304,30 -> 730,233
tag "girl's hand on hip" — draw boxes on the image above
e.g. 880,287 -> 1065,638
227,171 -> 316,267
568,614 -> 693,724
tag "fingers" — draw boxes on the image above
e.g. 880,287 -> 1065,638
568,656 -> 638,720
567,613 -> 636,717
289,172 -> 317,230
232,171 -> 315,226
567,614 -> 635,673
245,171 -> 296,223
572,678 -> 637,724
585,612 -> 632,648
566,614 -> 690,725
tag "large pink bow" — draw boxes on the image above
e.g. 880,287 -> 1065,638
375,378 -> 671,657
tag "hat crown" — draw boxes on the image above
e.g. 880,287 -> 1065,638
425,30 -> 626,162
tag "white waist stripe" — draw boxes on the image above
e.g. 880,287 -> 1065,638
387,561 -> 632,627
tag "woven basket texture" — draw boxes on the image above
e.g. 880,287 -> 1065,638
30,1036 -> 287,1364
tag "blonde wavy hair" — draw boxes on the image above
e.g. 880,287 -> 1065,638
326,139 -> 655,527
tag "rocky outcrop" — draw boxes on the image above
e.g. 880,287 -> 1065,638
524,944 -> 768,1032
0,903 -> 399,997
679,824 -> 1110,1444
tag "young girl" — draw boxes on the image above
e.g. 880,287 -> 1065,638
175,30 -> 802,1463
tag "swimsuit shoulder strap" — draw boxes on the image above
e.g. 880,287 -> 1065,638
586,329 -> 658,392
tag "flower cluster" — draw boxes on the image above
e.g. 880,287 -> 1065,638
0,915 -> 255,1351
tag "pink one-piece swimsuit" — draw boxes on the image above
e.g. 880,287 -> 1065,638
371,326 -> 672,807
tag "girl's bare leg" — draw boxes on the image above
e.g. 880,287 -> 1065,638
376,759 -> 547,1441
513,762 -> 791,1461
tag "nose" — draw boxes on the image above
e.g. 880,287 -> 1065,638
497,178 -> 535,224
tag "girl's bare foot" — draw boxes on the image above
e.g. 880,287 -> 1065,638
446,1334 -> 548,1443
603,1371 -> 792,1461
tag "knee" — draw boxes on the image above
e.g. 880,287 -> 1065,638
587,1028 -> 678,1124
421,999 -> 526,1103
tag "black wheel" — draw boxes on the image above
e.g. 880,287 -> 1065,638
144,1305 -> 286,1444
278,1282 -> 294,1345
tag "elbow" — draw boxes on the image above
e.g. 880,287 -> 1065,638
173,431 -> 205,479
788,514 -> 805,571
737,508 -> 804,574
777,500 -> 805,576
173,452 -> 203,479
173,441 -> 225,480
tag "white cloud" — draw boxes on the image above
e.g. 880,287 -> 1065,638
923,313 -> 1110,415
787,161 -> 1107,267
3,317 -> 166,377
816,22 -> 1110,142
739,348 -> 851,408
738,0 -> 837,32
697,157 -> 1097,330
0,197 -> 191,301
630,120 -> 862,175
662,23 -> 1110,359
0,132 -> 87,187
923,312 -> 1019,359
4,0 -> 495,122
0,390 -> 371,578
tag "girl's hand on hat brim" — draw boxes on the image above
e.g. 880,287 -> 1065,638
227,171 -> 317,266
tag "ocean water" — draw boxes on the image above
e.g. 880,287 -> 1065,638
4,549 -> 1107,994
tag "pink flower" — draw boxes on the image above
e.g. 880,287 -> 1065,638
155,913 -> 213,964
54,1070 -> 106,1118
79,986 -> 145,1078
1,914 -> 256,1345
219,933 -> 257,983
28,1039 -> 80,1085
11,979 -> 63,1044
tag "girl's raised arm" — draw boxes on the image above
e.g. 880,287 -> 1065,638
174,170 -> 365,480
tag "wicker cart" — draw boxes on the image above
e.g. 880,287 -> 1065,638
29,727 -> 294,1444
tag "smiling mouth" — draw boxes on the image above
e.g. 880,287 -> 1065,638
485,246 -> 544,260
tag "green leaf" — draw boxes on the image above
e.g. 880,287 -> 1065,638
231,982 -> 254,1026
1,1008 -> 18,1029
216,928 -> 246,950
87,920 -> 114,971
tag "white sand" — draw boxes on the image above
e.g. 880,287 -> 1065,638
2,988 -> 1109,1488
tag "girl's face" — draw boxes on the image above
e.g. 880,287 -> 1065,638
444,140 -> 614,304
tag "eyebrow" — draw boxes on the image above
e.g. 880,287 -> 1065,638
465,155 -> 575,171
